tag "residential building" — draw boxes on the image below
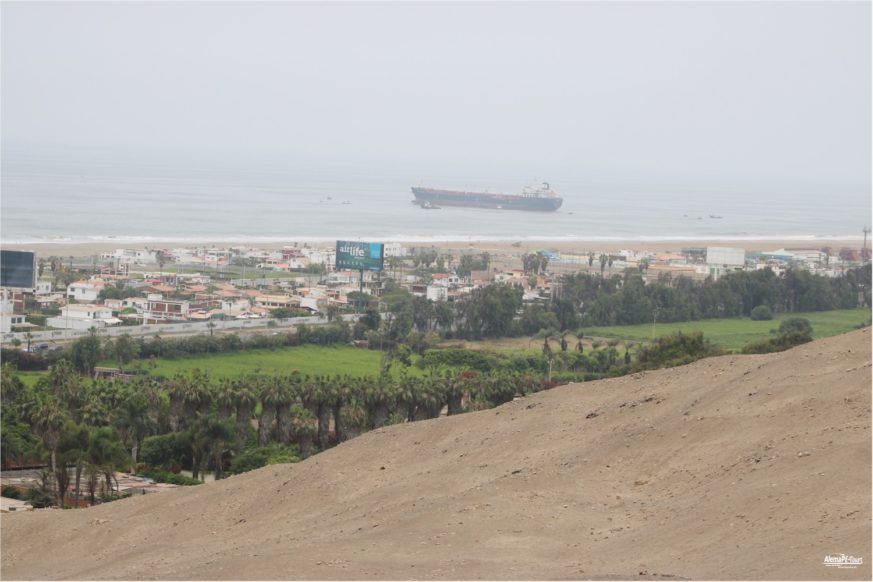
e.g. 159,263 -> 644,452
34,281 -> 52,295
143,299 -> 190,322
46,304 -> 119,330
253,295 -> 301,310
426,286 -> 448,302
0,292 -> 26,333
67,279 -> 107,303
383,243 -> 405,258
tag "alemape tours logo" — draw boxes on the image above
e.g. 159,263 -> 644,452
822,553 -> 863,568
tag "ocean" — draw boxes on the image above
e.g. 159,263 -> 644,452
1,148 -> 868,246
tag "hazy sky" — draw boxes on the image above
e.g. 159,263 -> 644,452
2,1 -> 870,190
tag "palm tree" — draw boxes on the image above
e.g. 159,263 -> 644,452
444,370 -> 464,416
362,374 -> 395,429
397,372 -> 427,422
87,427 -> 127,500
274,375 -> 298,446
215,379 -> 237,422
330,375 -> 350,444
189,415 -> 235,481
257,377 -> 283,446
313,377 -> 333,450
48,359 -> 84,422
186,369 -> 213,416
289,404 -> 316,459
113,393 -> 153,474
58,420 -> 90,506
166,374 -> 187,432
234,379 -> 258,448
30,396 -> 67,478
417,371 -> 445,420
79,396 -> 109,428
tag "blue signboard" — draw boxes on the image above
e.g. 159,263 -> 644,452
335,241 -> 384,271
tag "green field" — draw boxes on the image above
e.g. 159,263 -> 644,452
12,309 -> 870,385
116,344 -> 415,379
586,308 -> 871,351
15,371 -> 47,389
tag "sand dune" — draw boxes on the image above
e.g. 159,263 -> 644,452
2,329 -> 871,580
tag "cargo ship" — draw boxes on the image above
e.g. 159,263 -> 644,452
411,182 -> 563,212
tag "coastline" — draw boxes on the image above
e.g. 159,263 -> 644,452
1,238 -> 864,258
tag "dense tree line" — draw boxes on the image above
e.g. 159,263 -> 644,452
361,265 -> 869,343
562,266 -> 870,327
382,265 -> 869,340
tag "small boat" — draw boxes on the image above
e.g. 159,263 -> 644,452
421,201 -> 442,210
709,214 -> 723,219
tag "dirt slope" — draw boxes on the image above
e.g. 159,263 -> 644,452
2,329 -> 871,581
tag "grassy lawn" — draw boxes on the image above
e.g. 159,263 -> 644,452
117,344 -> 418,379
586,308 -> 871,351
15,371 -> 47,389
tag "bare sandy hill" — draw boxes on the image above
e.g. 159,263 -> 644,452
2,330 -> 871,581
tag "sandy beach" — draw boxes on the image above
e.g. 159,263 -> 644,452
1,238 -> 864,259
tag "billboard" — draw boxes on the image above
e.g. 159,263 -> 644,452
0,250 -> 37,289
336,241 -> 384,272
706,246 -> 746,267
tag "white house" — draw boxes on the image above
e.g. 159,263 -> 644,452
47,304 -> 120,331
67,279 -> 107,303
426,286 -> 448,302
383,243 -> 405,258
34,281 -> 53,295
0,293 -> 25,333
100,248 -> 158,265
303,248 -> 335,267
430,273 -> 460,287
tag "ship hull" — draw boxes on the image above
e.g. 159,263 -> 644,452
411,187 -> 563,212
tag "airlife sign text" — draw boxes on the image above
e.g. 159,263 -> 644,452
335,241 -> 384,272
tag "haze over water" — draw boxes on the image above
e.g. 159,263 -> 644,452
2,2 -> 870,245
2,146 -> 866,245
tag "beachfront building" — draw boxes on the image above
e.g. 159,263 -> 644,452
100,248 -> 159,266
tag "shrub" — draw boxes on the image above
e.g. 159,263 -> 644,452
636,331 -> 723,369
0,349 -> 48,371
140,433 -> 190,471
2,485 -> 21,499
750,305 -> 773,320
741,318 -> 813,354
228,443 -> 301,476
24,487 -> 53,508
778,317 -> 813,338
420,348 -> 499,372
139,471 -> 202,486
